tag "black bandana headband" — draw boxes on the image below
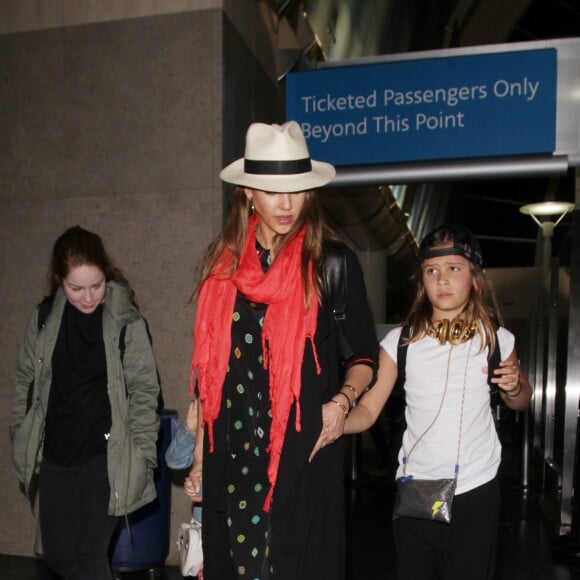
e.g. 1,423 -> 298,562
418,225 -> 483,269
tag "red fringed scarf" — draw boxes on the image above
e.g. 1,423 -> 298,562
191,214 -> 320,511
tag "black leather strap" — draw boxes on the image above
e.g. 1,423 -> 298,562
323,240 -> 353,360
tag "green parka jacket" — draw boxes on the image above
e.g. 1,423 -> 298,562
10,281 -> 160,516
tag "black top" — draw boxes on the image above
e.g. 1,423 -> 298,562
44,302 -> 111,465
224,243 -> 271,456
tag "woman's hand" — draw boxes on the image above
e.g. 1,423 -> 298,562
184,462 -> 203,502
308,399 -> 347,462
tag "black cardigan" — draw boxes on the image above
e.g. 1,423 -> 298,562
202,241 -> 379,579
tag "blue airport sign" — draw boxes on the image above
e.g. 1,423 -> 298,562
286,48 -> 557,166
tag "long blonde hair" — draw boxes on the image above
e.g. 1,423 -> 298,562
404,228 -> 503,352
191,187 -> 335,306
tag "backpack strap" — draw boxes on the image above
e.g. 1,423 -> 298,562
323,240 -> 354,361
27,296 -> 55,412
395,325 -> 411,390
389,325 -> 410,413
37,295 -> 55,330
487,331 -> 502,409
119,324 -> 127,362
384,325 -> 410,425
395,325 -> 502,409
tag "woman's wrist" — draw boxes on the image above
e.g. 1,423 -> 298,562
339,383 -> 360,409
335,391 -> 352,410
330,398 -> 349,416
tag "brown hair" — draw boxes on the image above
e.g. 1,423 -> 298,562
404,226 -> 503,352
191,187 -> 335,306
49,226 -> 136,304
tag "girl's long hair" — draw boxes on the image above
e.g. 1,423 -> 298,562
49,225 -> 136,304
404,228 -> 503,352
191,186 -> 334,306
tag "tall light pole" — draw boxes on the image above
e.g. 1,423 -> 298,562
519,201 -> 574,488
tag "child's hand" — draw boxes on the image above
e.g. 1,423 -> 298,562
489,359 -> 520,394
486,349 -> 531,409
185,463 -> 203,502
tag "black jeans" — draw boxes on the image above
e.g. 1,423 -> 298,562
39,453 -> 119,580
393,476 -> 500,580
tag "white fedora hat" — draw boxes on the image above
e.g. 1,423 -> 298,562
219,121 -> 336,193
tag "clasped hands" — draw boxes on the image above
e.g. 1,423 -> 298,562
309,398 -> 347,462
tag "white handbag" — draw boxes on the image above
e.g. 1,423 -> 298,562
177,519 -> 203,577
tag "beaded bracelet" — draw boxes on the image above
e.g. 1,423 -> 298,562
331,399 -> 349,416
505,382 -> 522,398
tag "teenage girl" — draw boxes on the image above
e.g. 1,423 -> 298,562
345,224 -> 532,580
11,226 -> 160,580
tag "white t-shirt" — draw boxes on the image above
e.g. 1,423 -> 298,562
381,326 -> 515,495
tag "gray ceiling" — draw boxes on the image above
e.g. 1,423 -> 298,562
266,0 -> 579,315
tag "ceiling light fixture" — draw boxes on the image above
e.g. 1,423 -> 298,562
519,201 -> 575,228
519,201 -> 575,268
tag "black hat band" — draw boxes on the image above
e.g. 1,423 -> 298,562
244,158 -> 312,175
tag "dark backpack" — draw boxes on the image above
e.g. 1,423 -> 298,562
393,325 -> 502,416
323,240 -> 354,361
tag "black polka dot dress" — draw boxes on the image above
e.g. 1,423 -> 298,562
221,246 -> 273,578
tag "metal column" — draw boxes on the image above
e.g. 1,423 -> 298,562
560,172 -> 580,530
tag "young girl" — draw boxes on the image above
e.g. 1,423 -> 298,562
187,121 -> 378,579
11,226 -> 160,580
345,224 -> 532,580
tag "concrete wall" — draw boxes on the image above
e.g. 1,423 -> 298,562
0,4 -> 226,561
0,0 -> 287,564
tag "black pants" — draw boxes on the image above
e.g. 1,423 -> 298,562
393,476 -> 500,580
39,453 -> 119,580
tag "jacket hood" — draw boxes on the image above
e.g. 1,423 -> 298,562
104,281 -> 141,328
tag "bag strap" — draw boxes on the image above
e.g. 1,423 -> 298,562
323,240 -> 354,361
119,324 -> 127,362
487,335 -> 502,409
26,296 -> 55,412
402,340 -> 473,478
395,325 -> 411,391
37,295 -> 54,330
